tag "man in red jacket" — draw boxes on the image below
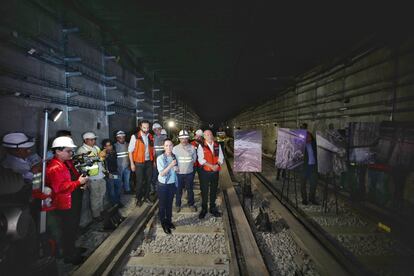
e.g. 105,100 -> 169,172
46,136 -> 88,264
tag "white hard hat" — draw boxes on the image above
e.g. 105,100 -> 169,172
152,123 -> 162,130
116,130 -> 126,137
195,129 -> 203,136
160,129 -> 167,135
2,132 -> 35,148
52,136 -> 77,148
178,130 -> 189,139
82,132 -> 98,140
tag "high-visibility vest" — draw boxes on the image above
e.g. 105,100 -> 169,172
32,172 -> 42,189
116,151 -> 129,159
132,133 -> 154,163
201,141 -> 221,172
79,145 -> 101,176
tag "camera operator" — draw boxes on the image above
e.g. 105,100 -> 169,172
46,136 -> 88,265
76,132 -> 106,222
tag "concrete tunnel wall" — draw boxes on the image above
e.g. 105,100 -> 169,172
229,37 -> 414,205
0,0 -> 201,160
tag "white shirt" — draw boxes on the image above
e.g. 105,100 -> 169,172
197,141 -> 224,166
128,132 -> 150,161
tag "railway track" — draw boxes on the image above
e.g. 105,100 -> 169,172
73,162 -> 269,276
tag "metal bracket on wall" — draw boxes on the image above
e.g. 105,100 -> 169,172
105,86 -> 117,90
67,106 -> 80,112
65,71 -> 82,77
67,92 -> 79,98
104,75 -> 117,81
62,27 -> 79,34
64,57 -> 82,62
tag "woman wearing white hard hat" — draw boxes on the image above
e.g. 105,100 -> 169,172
46,136 -> 88,265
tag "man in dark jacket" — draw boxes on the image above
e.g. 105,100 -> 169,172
102,139 -> 123,208
300,123 -> 319,205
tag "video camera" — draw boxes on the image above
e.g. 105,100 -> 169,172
72,152 -> 101,176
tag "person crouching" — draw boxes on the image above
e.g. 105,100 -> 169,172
156,138 -> 178,234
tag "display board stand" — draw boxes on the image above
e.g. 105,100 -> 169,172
242,172 -> 253,211
280,169 -> 298,208
321,173 -> 339,214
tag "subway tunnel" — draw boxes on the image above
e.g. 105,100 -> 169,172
1,1 -> 414,275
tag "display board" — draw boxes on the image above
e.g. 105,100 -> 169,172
234,130 -> 262,172
275,128 -> 307,170
316,129 -> 347,175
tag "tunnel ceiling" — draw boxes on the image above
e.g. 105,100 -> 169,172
62,1 -> 405,124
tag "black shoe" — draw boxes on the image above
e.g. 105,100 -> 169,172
161,223 -> 172,234
310,200 -> 320,205
75,247 -> 87,254
199,209 -> 207,219
167,221 -> 176,230
210,209 -> 222,217
64,254 -> 85,265
117,202 -> 125,208
301,200 -> 309,205
136,199 -> 143,207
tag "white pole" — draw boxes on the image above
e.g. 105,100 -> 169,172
39,110 -> 48,234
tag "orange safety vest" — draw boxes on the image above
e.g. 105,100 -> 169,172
201,141 -> 221,172
132,132 -> 154,163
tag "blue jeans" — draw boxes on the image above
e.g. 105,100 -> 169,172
106,176 -> 121,204
157,182 -> 175,224
176,172 -> 195,207
118,166 -> 131,192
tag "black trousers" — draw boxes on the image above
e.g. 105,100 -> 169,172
53,209 -> 78,258
135,161 -> 153,201
200,170 -> 219,211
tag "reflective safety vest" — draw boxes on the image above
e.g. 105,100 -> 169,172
153,134 -> 167,159
132,133 -> 154,163
32,172 -> 42,190
177,156 -> 193,164
201,141 -> 221,172
116,151 -> 128,159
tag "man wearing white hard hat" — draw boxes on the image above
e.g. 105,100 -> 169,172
1,132 -> 44,271
190,129 -> 204,180
46,136 -> 88,264
1,132 -> 40,183
173,130 -> 197,212
76,132 -> 106,221
151,122 -> 167,199
114,130 -> 132,195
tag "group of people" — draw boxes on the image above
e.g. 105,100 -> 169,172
129,120 -> 224,235
0,120 -> 226,267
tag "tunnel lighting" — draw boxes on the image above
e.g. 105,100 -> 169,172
168,120 -> 175,128
339,107 -> 348,111
27,48 -> 36,55
49,108 -> 63,122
